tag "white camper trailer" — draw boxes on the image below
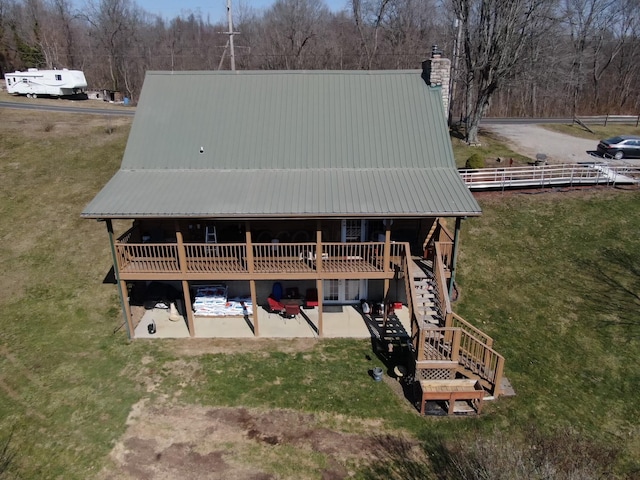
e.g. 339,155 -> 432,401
4,68 -> 87,98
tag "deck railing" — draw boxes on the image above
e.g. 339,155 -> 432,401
117,243 -> 181,273
409,222 -> 505,396
416,325 -> 504,394
115,240 -> 401,276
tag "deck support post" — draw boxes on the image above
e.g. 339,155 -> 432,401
250,279 -> 259,336
382,224 -> 391,324
449,217 -> 463,300
182,280 -> 195,337
315,221 -> 323,273
316,278 -> 323,337
175,221 -> 187,274
245,222 -> 255,274
105,219 -> 134,339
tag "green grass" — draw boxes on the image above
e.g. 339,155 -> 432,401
542,122 -> 640,140
0,111 -> 639,478
451,127 -> 531,168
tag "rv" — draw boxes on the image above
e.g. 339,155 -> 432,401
4,68 -> 87,98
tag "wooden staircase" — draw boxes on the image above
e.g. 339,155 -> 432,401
402,226 -> 505,414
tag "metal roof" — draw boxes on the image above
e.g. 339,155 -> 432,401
82,70 -> 481,218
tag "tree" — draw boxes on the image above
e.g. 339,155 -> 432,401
351,0 -> 391,69
452,0 -> 555,144
261,0 -> 330,69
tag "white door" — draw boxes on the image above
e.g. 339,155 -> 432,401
323,279 -> 367,304
341,219 -> 366,242
322,220 -> 369,304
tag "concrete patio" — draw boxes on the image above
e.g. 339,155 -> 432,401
134,304 -> 412,340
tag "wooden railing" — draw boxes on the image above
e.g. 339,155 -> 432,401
408,221 -> 505,396
116,243 -> 181,273
416,326 -> 504,394
115,240 -> 402,276
450,312 -> 493,348
185,243 -> 248,273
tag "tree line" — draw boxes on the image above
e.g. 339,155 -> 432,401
1,0 -> 638,143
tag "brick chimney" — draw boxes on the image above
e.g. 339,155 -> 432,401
422,45 -> 451,118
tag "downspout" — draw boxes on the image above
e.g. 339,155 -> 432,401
105,219 -> 132,340
448,216 -> 463,300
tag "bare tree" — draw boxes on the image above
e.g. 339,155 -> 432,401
83,0 -> 138,92
452,0 -> 555,144
261,0 -> 330,69
351,0 -> 391,69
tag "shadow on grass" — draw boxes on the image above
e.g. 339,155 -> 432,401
0,428 -> 16,476
571,246 -> 640,338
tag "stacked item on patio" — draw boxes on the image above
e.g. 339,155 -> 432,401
192,284 -> 253,316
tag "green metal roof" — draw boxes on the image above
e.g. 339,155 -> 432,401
82,70 -> 481,218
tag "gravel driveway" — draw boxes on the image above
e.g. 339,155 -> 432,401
485,124 -> 598,164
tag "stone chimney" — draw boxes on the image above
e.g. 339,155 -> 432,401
422,45 -> 451,118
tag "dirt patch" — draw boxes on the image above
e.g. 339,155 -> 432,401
98,401 -> 424,480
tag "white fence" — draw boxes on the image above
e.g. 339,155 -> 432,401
460,163 -> 640,191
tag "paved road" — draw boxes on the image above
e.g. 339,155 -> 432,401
485,124 -> 598,164
0,99 -> 135,116
485,123 -> 640,166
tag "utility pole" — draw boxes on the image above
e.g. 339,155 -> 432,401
224,0 -> 239,71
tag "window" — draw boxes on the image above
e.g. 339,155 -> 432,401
55,74 -> 62,81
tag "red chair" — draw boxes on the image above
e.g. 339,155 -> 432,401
284,303 -> 301,320
304,288 -> 318,308
266,295 -> 285,316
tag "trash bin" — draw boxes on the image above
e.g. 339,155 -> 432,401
372,367 -> 383,382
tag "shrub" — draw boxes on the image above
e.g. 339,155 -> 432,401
465,153 -> 485,169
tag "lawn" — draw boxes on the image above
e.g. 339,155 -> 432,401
0,108 -> 638,479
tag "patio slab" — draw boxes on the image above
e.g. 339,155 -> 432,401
134,305 -> 411,340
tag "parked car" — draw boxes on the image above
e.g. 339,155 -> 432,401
596,135 -> 640,160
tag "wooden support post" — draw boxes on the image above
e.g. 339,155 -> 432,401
449,216 -> 462,300
315,222 -> 323,272
382,278 -> 390,325
383,226 -> 391,273
182,280 -> 195,337
250,279 -> 259,337
417,324 -> 426,360
316,279 -> 323,337
451,329 -> 461,362
105,219 -> 133,339
175,221 -> 187,274
245,221 -> 255,273
119,279 -> 135,337
493,356 -> 505,396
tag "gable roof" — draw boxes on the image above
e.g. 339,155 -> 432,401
82,70 -> 481,219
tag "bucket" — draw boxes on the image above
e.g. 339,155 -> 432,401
372,367 -> 383,382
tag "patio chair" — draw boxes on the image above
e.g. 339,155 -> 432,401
304,288 -> 318,309
266,295 -> 286,317
271,282 -> 283,301
284,303 -> 301,321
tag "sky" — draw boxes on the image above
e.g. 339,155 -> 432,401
133,0 -> 348,22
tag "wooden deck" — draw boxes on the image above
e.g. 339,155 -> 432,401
116,241 -> 405,280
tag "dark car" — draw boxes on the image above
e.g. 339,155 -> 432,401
596,135 -> 640,160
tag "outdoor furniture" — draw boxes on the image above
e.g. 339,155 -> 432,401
304,288 -> 318,308
266,295 -> 286,316
419,379 -> 485,415
285,287 -> 300,299
284,303 -> 301,319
